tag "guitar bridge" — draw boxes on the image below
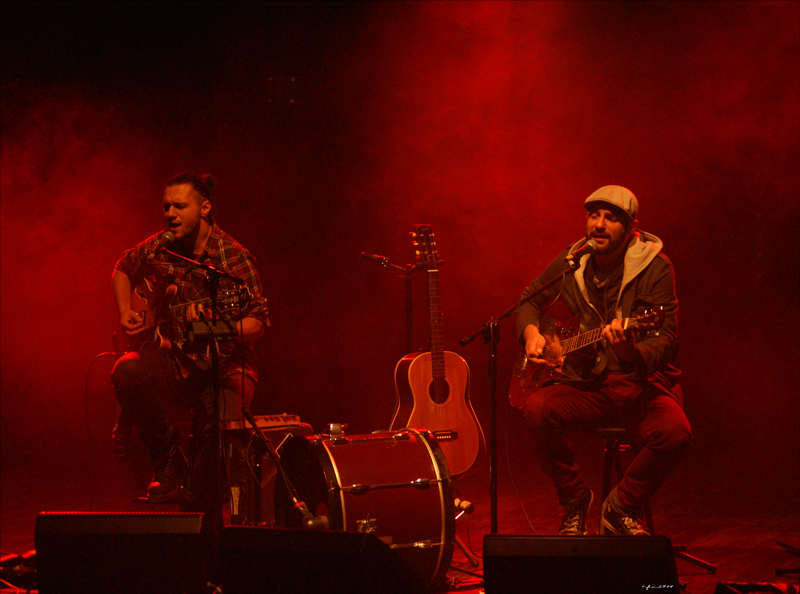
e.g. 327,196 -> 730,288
432,430 -> 458,442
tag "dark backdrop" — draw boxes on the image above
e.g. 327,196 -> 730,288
2,1 -> 798,544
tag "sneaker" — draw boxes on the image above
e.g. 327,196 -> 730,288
147,445 -> 189,503
600,497 -> 650,536
558,488 -> 593,535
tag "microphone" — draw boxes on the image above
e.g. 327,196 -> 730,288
303,514 -> 331,530
359,252 -> 389,267
295,500 -> 330,530
565,239 -> 598,263
146,231 -> 176,262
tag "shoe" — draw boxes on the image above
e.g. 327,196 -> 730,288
558,488 -> 593,535
147,445 -> 189,503
600,497 -> 650,536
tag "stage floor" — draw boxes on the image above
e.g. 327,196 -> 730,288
2,428 -> 798,594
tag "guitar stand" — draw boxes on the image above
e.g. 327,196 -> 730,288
446,500 -> 484,594
453,499 -> 480,568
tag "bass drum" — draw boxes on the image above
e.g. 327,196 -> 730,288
275,429 -> 455,585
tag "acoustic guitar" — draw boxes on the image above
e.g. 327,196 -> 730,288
391,225 -> 485,478
508,307 -> 665,409
114,278 -> 251,354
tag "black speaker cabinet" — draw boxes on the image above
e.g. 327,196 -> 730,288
219,526 -> 426,594
35,512 -> 205,594
483,535 -> 680,594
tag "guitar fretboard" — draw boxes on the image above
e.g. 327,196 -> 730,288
149,290 -> 250,328
428,269 -> 446,380
541,314 -> 654,359
550,326 -> 605,357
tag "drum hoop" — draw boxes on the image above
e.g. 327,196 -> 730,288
395,428 -> 451,582
320,439 -> 347,528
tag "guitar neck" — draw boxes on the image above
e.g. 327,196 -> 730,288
428,268 -> 446,378
152,297 -> 211,327
549,318 -> 632,357
539,308 -> 664,360
558,326 -> 605,356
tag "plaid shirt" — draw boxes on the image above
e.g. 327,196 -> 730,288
115,221 -> 269,381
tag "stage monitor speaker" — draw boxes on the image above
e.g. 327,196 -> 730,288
220,526 -> 426,594
35,512 -> 206,594
483,535 -> 680,594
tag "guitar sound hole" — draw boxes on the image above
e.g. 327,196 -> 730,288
428,378 -> 450,404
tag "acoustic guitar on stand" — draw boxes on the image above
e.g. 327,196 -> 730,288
508,306 -> 665,409
391,225 -> 485,478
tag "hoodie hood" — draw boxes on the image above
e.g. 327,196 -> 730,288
570,230 -> 663,320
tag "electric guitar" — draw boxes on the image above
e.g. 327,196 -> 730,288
508,307 -> 665,409
114,278 -> 252,354
391,225 -> 485,478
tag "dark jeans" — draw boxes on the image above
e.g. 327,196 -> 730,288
111,348 -> 255,512
521,373 -> 691,511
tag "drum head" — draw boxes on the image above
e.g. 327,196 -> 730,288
274,431 -> 455,586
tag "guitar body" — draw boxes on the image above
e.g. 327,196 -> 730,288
508,348 -> 565,409
114,278 -> 177,354
392,350 -> 484,479
113,279 -> 252,354
508,307 -> 665,409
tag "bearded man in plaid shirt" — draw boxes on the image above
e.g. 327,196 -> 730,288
110,172 -> 269,515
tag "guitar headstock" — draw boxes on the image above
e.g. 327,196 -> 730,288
626,306 -> 665,332
412,224 -> 442,270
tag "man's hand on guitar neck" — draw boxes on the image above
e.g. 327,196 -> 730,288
186,302 -> 206,323
602,318 -> 637,363
185,302 -> 266,343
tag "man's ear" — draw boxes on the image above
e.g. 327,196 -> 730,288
201,200 -> 212,218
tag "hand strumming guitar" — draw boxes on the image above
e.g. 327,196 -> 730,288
523,324 -> 565,371
120,309 -> 146,335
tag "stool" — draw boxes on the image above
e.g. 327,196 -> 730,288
597,427 -> 654,534
596,426 -> 717,574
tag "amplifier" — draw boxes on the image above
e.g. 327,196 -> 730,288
224,415 -> 313,526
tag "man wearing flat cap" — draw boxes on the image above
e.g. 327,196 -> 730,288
515,185 -> 691,536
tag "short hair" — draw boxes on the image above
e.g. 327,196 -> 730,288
165,172 -> 216,201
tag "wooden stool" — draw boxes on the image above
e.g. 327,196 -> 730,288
595,426 -> 717,573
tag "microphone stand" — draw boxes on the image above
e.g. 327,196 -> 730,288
239,406 -> 329,529
459,255 -> 584,534
159,247 -> 244,537
359,252 -> 421,357
160,246 -> 328,531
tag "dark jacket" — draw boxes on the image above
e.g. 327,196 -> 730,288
516,231 -> 682,404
